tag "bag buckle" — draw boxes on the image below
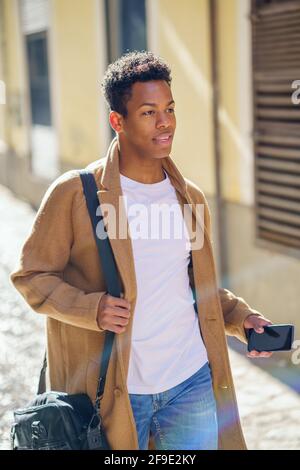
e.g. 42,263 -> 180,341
31,421 -> 47,448
87,422 -> 103,450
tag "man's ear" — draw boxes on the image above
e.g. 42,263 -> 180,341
109,111 -> 124,134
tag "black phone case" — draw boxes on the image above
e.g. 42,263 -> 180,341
247,324 -> 294,352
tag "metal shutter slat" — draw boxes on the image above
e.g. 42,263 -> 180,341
257,146 -> 300,160
256,122 -> 300,136
256,96 -> 299,107
256,12 -> 300,28
258,170 -> 300,186
258,182 -> 300,200
258,207 -> 300,225
256,0 -> 300,16
257,108 -> 300,121
257,158 -> 300,173
258,219 -> 300,238
259,229 -> 300,248
258,194 -> 300,212
256,134 -> 300,147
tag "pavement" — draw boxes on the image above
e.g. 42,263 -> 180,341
0,183 -> 299,450
228,346 -> 300,449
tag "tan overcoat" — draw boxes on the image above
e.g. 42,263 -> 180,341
10,137 -> 261,450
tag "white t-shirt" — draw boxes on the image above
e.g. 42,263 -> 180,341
120,169 -> 208,394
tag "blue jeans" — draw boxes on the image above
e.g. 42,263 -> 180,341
128,362 -> 218,450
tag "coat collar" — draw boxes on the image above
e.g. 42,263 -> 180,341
99,137 -> 188,198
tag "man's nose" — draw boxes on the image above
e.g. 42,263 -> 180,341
156,111 -> 171,128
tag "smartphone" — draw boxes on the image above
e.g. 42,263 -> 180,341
247,324 -> 294,352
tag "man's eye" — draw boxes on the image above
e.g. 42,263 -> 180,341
143,110 -> 154,116
167,108 -> 175,113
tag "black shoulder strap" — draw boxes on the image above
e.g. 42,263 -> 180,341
38,170 -> 122,403
79,170 -> 122,297
79,170 -> 122,401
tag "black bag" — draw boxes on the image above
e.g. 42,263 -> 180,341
10,391 -> 109,450
10,170 -> 123,450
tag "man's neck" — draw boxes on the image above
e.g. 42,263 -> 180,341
118,141 -> 166,184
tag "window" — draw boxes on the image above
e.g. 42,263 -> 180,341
19,0 -> 58,180
251,0 -> 300,252
105,0 -> 147,63
26,31 -> 51,126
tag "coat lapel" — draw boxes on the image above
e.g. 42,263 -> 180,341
96,138 -> 137,300
174,187 -> 220,342
96,139 -> 137,383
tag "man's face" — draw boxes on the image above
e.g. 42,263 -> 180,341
111,80 -> 176,159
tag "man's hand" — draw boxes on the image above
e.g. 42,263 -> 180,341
97,293 -> 131,334
243,314 -> 273,359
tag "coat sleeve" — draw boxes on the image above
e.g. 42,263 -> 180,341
9,171 -> 106,332
202,191 -> 262,344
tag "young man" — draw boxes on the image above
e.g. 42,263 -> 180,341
10,51 -> 272,450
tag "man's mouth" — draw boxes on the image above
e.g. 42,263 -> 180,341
152,133 -> 173,145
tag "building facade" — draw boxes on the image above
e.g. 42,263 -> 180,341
0,0 -> 299,335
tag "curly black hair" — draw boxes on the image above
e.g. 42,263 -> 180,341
101,50 -> 172,117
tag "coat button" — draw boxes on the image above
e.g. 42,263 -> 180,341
114,388 -> 122,397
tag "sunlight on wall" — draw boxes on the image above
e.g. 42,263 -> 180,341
158,0 -> 215,196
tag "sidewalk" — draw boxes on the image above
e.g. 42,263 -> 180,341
229,347 -> 300,450
0,184 -> 299,450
